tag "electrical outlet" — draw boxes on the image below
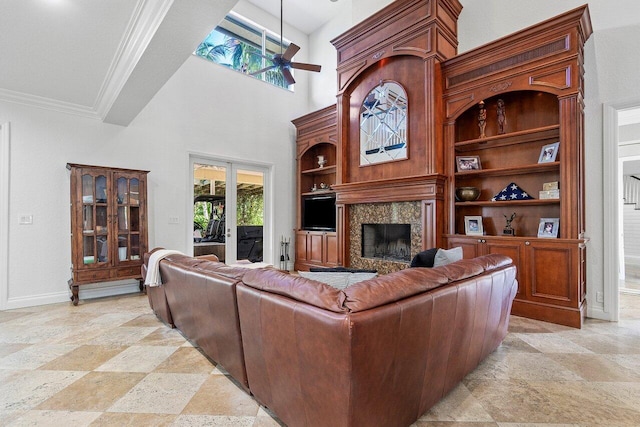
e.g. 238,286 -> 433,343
596,291 -> 604,303
168,216 -> 180,224
19,214 -> 33,225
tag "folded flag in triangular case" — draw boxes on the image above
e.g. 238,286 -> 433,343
491,182 -> 534,201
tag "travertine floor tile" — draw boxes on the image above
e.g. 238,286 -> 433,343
107,372 -> 207,414
95,345 -> 178,372
7,409 -> 102,426
89,412 -> 177,426
514,333 -> 593,353
1,292 -> 639,426
36,371 -> 146,411
418,383 -> 493,422
139,326 -> 189,346
0,370 -> 87,411
84,326 -> 159,346
548,353 -> 640,381
38,345 -> 126,371
0,344 -> 78,369
172,415 -> 256,427
0,343 -> 30,358
153,347 -> 218,374
182,375 -> 259,416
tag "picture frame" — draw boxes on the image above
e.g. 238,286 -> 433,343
538,142 -> 559,163
456,155 -> 482,172
464,215 -> 484,236
537,217 -> 559,238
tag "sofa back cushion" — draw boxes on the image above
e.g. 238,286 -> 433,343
242,269 -> 346,313
343,255 -> 512,312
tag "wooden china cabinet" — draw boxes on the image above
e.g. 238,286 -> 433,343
441,6 -> 592,327
67,163 -> 149,305
292,105 -> 339,271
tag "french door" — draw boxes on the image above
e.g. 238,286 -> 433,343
191,156 -> 270,265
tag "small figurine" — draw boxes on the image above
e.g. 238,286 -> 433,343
311,183 -> 317,192
503,212 -> 516,236
478,100 -> 487,138
497,99 -> 506,134
320,182 -> 328,189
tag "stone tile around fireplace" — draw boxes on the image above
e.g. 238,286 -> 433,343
349,201 -> 422,274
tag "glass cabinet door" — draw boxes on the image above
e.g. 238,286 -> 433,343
115,175 -> 142,262
81,173 -> 109,265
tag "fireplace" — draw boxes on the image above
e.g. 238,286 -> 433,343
362,224 -> 411,262
347,201 -> 423,273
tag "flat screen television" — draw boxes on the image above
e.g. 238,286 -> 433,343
302,194 -> 336,231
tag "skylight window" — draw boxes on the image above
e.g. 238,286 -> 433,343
195,12 -> 293,90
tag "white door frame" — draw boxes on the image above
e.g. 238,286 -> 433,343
603,98 -> 640,321
0,123 -> 10,310
188,153 -> 273,265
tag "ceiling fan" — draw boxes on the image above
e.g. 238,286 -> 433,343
250,0 -> 321,85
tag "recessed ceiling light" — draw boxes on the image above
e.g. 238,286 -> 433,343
330,0 -> 339,2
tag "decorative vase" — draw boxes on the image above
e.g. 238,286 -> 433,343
455,187 -> 481,202
317,155 -> 327,168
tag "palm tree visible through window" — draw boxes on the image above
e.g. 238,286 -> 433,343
195,13 -> 290,89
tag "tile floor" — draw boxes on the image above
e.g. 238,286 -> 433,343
1,293 -> 639,426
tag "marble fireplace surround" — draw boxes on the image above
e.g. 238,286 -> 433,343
333,175 -> 445,274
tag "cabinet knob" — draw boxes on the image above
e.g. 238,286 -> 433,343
525,241 -> 531,246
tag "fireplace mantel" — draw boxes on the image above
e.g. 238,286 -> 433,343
332,174 -> 446,205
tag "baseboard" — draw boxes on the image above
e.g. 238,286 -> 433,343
79,280 -> 141,301
6,291 -> 71,310
587,304 -> 613,321
5,280 -> 141,310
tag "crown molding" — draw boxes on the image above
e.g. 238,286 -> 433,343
0,88 -> 100,120
94,0 -> 174,120
0,0 -> 174,124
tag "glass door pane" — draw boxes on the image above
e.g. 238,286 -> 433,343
192,163 -> 227,262
114,174 -> 142,263
235,168 -> 264,262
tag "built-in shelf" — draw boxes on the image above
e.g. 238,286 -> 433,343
454,199 -> 559,207
455,162 -> 559,178
301,165 -> 337,175
455,124 -> 560,151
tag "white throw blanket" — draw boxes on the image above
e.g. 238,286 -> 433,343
144,249 -> 183,287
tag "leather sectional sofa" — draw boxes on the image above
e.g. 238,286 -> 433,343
142,249 -> 517,427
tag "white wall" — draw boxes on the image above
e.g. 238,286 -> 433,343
307,0 -> 396,111
0,1 -> 311,309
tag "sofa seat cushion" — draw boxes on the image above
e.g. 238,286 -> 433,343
298,271 -> 378,290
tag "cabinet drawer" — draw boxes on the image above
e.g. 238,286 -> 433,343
115,265 -> 143,278
75,269 -> 111,284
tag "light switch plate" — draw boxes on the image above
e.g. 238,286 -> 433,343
19,214 -> 33,225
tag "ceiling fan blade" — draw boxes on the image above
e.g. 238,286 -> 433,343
250,65 -> 277,76
290,62 -> 322,73
282,67 -> 296,85
282,43 -> 300,62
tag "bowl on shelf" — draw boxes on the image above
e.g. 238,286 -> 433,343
455,186 -> 481,202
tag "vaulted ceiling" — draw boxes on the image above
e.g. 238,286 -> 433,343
0,0 -> 341,126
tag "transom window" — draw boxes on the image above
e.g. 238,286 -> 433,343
195,12 -> 293,90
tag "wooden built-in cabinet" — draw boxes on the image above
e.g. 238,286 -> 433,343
295,230 -> 338,270
67,163 -> 149,305
442,6 -> 591,327
292,105 -> 340,271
